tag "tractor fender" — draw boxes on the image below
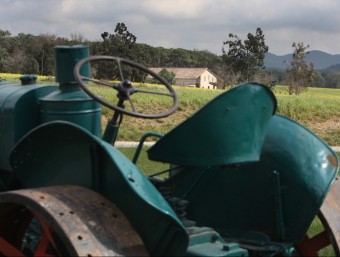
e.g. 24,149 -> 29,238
10,121 -> 189,256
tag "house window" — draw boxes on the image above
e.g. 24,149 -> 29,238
208,75 -> 210,81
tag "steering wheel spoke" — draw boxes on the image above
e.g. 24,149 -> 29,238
74,55 -> 178,119
80,76 -> 119,90
126,96 -> 137,112
115,58 -> 125,81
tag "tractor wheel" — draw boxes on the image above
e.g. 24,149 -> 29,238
0,185 -> 148,256
295,177 -> 340,256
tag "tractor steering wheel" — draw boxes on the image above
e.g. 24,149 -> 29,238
74,55 -> 178,119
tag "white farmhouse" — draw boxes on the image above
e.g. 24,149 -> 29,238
149,67 -> 222,89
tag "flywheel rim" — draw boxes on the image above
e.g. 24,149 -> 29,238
0,185 -> 148,256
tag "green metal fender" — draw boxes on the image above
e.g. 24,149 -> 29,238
10,121 -> 189,256
148,83 -> 277,166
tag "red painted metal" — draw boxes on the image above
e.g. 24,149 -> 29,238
34,232 -> 52,257
0,237 -> 25,257
297,231 -> 330,256
295,177 -> 340,256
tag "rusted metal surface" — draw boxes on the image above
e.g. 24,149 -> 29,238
0,185 -> 148,256
327,154 -> 338,168
320,176 -> 340,256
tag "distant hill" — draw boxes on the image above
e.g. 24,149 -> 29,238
323,63 -> 340,72
265,50 -> 340,70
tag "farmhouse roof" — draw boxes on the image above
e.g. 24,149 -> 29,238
149,67 -> 209,79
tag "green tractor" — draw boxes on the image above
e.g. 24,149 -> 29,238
0,45 -> 338,256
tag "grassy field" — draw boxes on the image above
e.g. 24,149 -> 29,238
1,73 -> 339,145
115,84 -> 340,146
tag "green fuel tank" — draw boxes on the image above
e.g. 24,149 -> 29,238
40,45 -> 102,137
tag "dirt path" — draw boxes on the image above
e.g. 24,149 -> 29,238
115,141 -> 340,152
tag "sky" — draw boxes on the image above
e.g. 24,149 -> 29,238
1,0 -> 340,56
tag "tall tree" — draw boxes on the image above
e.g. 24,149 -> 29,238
222,27 -> 268,82
222,28 -> 269,82
285,42 -> 315,95
93,22 -> 141,80
96,22 -> 137,58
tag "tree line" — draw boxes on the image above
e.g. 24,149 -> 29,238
0,25 -> 224,77
0,23 -> 339,93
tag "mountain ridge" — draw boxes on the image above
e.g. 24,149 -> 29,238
265,50 -> 340,70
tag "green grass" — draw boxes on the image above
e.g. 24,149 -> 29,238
118,147 -> 169,177
274,85 -> 340,121
276,94 -> 340,122
111,85 -> 340,145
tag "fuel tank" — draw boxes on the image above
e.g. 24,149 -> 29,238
39,46 -> 102,137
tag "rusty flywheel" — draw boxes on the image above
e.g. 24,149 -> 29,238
0,185 -> 148,256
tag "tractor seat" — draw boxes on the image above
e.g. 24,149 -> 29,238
148,83 -> 277,166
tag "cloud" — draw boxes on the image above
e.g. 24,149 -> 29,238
0,0 -> 340,55
142,0 -> 208,19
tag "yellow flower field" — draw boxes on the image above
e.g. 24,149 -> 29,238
0,73 -> 55,83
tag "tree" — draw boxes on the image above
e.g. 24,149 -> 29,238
323,71 -> 340,88
0,29 -> 11,71
93,22 -> 140,80
285,42 -> 315,95
158,68 -> 176,85
2,50 -> 39,74
97,22 -> 137,58
222,27 -> 268,82
168,48 -> 193,67
311,71 -> 325,87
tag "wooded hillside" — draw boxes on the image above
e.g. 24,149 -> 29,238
1,27 -> 339,88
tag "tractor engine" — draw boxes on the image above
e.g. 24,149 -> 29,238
0,45 -> 101,185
